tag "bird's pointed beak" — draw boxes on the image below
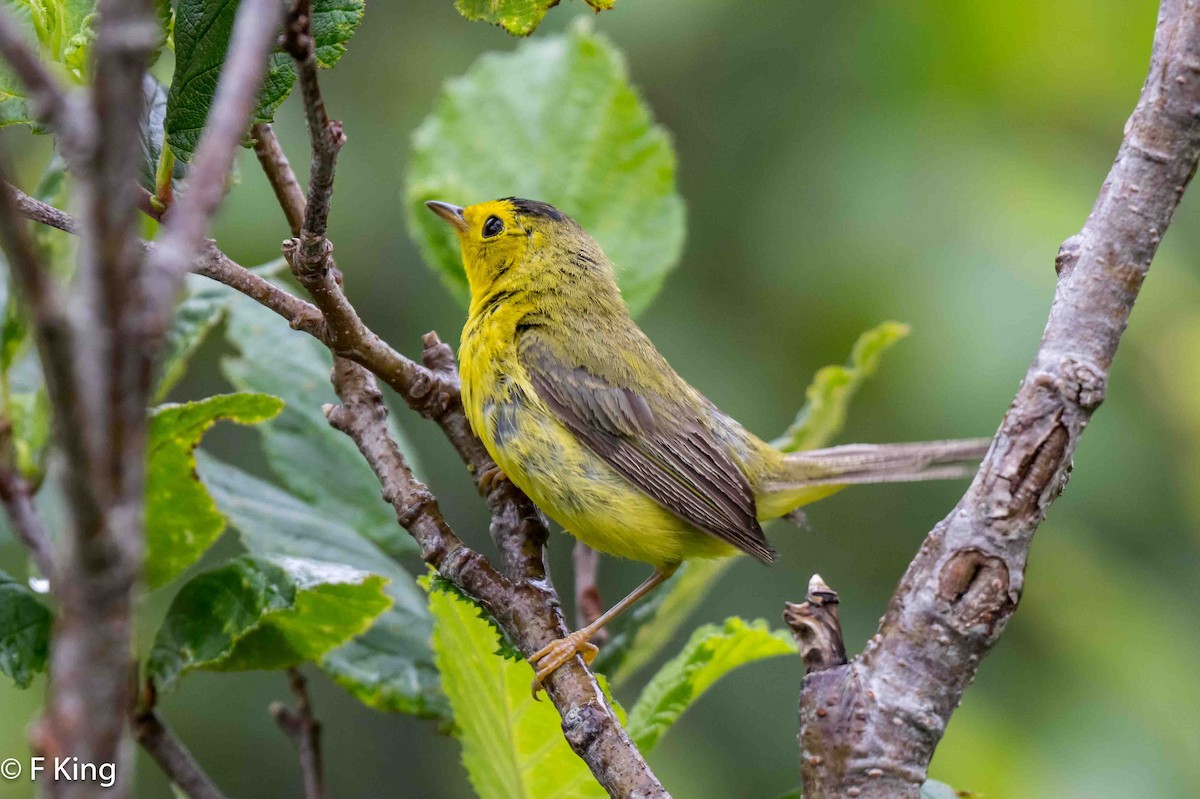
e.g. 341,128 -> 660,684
425,200 -> 468,232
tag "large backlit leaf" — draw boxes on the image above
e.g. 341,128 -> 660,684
454,0 -> 615,37
429,584 -> 607,798
167,0 -> 364,161
408,21 -> 684,317
198,454 -> 445,717
627,617 -> 795,753
222,291 -> 418,558
147,555 -> 390,692
0,570 -> 51,688
145,393 -> 284,590
772,321 -> 910,453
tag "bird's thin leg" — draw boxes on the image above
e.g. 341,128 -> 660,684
531,564 -> 677,695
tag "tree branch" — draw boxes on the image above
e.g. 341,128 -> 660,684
270,670 -> 325,799
131,705 -> 230,799
31,0 -> 160,786
794,4 -> 1200,796
323,359 -> 510,597
10,6 -> 666,789
573,542 -> 606,637
0,462 -> 56,586
251,124 -> 308,235
267,10 -> 663,793
4,1 -> 280,793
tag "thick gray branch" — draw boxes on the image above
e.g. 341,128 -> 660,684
794,4 -> 1200,797
34,0 -> 160,789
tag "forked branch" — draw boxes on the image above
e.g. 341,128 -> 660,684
791,2 -> 1200,796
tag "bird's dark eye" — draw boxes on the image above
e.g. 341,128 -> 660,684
482,216 -> 505,238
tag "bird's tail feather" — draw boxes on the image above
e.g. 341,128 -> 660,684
755,438 -> 992,520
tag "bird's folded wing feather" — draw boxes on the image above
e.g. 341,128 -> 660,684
519,333 -> 775,563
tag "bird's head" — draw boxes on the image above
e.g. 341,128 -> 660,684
426,197 -> 610,304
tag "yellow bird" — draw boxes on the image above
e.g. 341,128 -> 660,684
427,198 -> 988,690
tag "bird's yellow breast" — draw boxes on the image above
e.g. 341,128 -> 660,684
460,311 -> 735,568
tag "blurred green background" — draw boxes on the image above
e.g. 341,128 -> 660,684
4,0 -> 1199,796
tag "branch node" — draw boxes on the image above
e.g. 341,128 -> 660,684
784,575 -> 848,674
1055,234 -> 1083,276
1059,356 -> 1107,409
421,331 -> 457,374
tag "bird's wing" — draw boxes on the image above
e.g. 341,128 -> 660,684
519,333 -> 775,563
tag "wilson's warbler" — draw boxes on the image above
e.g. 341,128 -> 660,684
427,198 -> 988,691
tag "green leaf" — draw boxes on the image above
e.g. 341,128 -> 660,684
306,0 -> 365,68
627,617 -> 796,753
6,390 -> 50,480
454,0 -> 615,37
0,0 -> 96,129
593,558 -> 734,684
772,321 -> 911,453
407,20 -> 685,317
145,393 -> 284,590
147,554 -> 390,692
155,275 -> 231,401
0,570 -> 51,688
167,0 -> 364,161
197,454 -> 446,717
427,572 -> 521,661
222,291 -> 419,558
429,584 -> 607,799
140,75 -> 186,198
0,273 -> 28,376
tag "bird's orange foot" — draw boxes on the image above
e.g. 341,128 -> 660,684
529,631 -> 600,696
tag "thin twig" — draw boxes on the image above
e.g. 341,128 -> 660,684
281,0 -> 344,270
131,706 -> 230,799
251,124 -> 308,236
324,360 -> 506,584
794,3 -> 1200,796
0,463 -> 56,586
7,181 -> 329,341
270,670 -> 325,799
573,542 -> 607,638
